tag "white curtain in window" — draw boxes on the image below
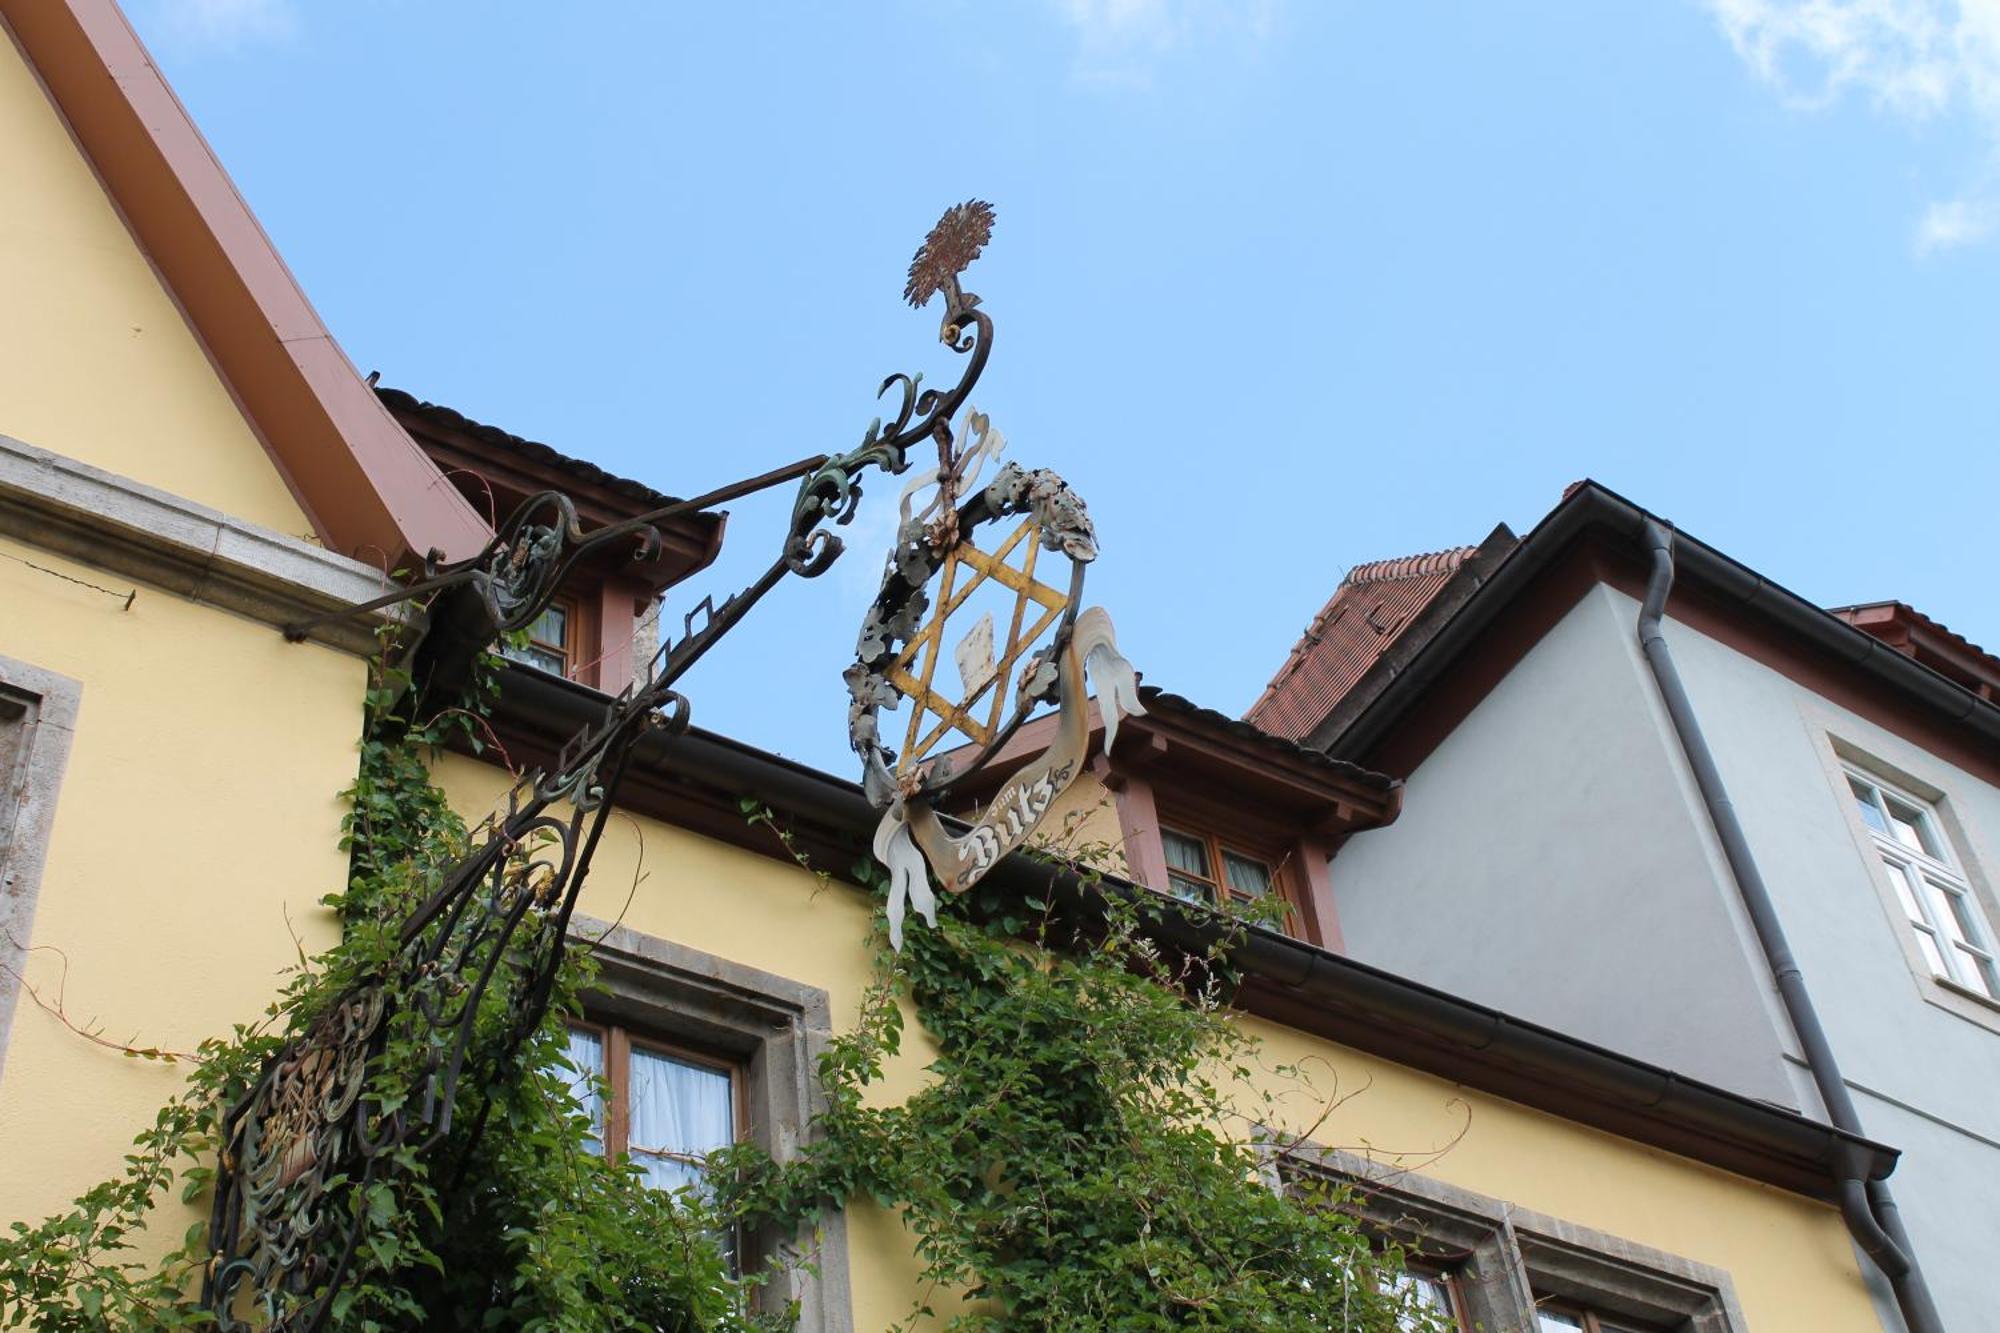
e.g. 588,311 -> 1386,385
628,1047 -> 735,1194
560,1027 -> 606,1155
1223,852 -> 1272,899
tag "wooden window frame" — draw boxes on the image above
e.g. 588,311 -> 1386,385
565,1016 -> 748,1167
1158,821 -> 1298,931
520,596 -> 579,678
565,916 -> 854,1332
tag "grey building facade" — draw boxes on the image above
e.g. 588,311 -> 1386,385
1257,483 -> 2000,1332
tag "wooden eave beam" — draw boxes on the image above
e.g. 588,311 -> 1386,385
1130,713 -> 1399,830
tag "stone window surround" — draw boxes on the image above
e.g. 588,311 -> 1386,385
1273,1141 -> 1748,1331
0,654 -> 82,1084
1810,716 -> 2000,1037
567,914 -> 851,1333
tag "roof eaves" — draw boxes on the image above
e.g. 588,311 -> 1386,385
377,387 -> 691,513
1320,482 -> 2000,763
1828,600 -> 2000,676
1140,686 -> 1395,790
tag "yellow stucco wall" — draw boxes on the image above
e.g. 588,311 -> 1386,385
435,753 -> 1885,1332
1248,1017 -> 1879,1331
0,534 -> 362,1222
0,28 -> 312,538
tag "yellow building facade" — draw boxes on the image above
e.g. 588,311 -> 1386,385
0,4 -> 1909,1329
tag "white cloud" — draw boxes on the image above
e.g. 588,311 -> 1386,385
1051,0 -> 1278,87
1705,0 -> 2000,250
1917,195 -> 2000,246
145,0 -> 298,53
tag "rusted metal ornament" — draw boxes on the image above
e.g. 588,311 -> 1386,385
904,199 -> 995,310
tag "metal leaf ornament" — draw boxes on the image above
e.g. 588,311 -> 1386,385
904,199 -> 995,309
852,204 -> 1141,949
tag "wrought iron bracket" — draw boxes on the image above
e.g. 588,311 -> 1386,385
206,202 -> 1002,1331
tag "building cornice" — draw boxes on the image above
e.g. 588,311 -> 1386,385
0,433 -> 407,654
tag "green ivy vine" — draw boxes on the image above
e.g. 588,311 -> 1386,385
716,843 -> 1437,1332
0,632 -> 1436,1331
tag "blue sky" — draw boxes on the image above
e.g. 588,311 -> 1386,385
130,0 -> 1997,774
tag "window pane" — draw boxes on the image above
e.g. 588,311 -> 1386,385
1536,1310 -> 1585,1332
1881,858 -> 1926,924
628,1046 -> 735,1195
1913,927 -> 1951,979
1162,830 -> 1210,877
1166,871 -> 1214,906
500,639 -> 569,675
1883,795 -> 1941,859
500,604 -> 572,675
1934,880 -> 1992,950
529,604 -> 568,649
1952,944 -> 2000,998
1223,851 -> 1273,899
1389,1270 -> 1458,1329
1849,776 -> 1890,835
1919,877 -> 1977,951
558,1026 -> 606,1155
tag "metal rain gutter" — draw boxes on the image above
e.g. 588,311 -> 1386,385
1635,518 -> 1943,1333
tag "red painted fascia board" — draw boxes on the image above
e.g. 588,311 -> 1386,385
2,0 -> 491,565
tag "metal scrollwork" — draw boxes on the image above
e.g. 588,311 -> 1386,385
221,201 -> 1007,1329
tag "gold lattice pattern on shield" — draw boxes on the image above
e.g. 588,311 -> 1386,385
886,514 -> 1069,769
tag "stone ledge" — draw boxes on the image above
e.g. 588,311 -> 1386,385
0,434 -> 415,654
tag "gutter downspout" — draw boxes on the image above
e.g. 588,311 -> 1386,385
1637,519 -> 1944,1333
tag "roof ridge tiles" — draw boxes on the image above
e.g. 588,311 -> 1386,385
1341,543 -> 1480,587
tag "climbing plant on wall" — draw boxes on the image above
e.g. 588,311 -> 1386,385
718,831 -> 1437,1332
0,654 -> 774,1331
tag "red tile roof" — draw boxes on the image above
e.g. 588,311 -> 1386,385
1246,544 -> 1482,741
1828,601 -> 2000,703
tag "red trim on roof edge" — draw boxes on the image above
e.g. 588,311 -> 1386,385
1,0 -> 491,565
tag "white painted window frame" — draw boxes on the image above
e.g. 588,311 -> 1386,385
1843,763 -> 2000,1002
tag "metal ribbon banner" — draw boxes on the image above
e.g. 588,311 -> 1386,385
845,206 -> 1141,949
207,202 -> 1006,1331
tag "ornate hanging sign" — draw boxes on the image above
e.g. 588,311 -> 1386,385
848,202 -> 1141,948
